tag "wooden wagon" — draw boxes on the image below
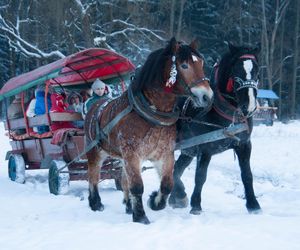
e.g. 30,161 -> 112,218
0,48 -> 135,194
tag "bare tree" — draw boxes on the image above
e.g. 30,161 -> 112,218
0,1 -> 65,60
176,0 -> 186,39
261,0 -> 290,89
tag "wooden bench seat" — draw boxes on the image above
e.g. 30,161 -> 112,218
5,112 -> 84,140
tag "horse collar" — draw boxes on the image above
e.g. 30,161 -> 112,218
127,85 -> 179,126
213,87 -> 245,123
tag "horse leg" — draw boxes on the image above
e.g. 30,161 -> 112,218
190,152 -> 211,215
168,153 -> 194,208
124,156 -> 149,224
148,154 -> 174,211
234,142 -> 261,213
121,169 -> 132,214
87,148 -> 105,211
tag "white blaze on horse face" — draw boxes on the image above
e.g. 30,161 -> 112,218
243,60 -> 253,80
247,88 -> 256,113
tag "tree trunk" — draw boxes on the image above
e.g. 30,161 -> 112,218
290,0 -> 300,118
170,0 -> 175,37
239,0 -> 243,44
261,0 -> 272,89
176,0 -> 186,39
278,14 -> 286,119
82,14 -> 93,48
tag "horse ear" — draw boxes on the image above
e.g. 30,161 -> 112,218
228,42 -> 238,54
190,39 -> 198,50
166,37 -> 179,55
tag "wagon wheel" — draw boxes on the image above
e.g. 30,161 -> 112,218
48,160 -> 69,195
8,154 -> 26,184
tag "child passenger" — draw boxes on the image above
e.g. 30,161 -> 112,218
50,92 -> 75,131
82,78 -> 111,119
67,92 -> 84,128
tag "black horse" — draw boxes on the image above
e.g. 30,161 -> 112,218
169,43 -> 262,215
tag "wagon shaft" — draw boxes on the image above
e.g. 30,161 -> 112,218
175,123 -> 248,150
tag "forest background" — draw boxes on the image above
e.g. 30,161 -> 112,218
0,0 -> 299,120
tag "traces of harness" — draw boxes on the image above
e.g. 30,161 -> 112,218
178,105 -> 249,144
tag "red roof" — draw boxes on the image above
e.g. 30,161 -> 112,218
0,48 -> 135,101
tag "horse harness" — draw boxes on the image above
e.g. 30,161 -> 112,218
178,54 -> 259,137
83,86 -> 178,153
211,54 -> 258,124
86,51 -> 211,144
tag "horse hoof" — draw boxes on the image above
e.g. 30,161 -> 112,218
133,215 -> 150,225
168,194 -> 188,209
247,207 -> 262,214
89,197 -> 104,211
123,199 -> 133,214
89,203 -> 104,211
190,207 -> 202,215
148,191 -> 166,211
246,201 -> 261,214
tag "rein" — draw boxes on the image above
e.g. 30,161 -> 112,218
213,87 -> 247,123
176,77 -> 210,97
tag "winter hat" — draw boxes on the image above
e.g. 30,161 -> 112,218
91,78 -> 105,91
67,91 -> 82,104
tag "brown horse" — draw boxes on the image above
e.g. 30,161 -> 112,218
84,37 -> 213,224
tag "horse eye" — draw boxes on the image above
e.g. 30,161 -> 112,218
181,64 -> 188,69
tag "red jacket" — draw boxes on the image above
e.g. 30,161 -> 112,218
50,93 -> 75,131
50,93 -> 68,112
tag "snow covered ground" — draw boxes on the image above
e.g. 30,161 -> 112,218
0,121 -> 300,250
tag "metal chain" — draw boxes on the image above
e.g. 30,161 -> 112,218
178,115 -> 224,129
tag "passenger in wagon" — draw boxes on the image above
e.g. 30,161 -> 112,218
26,88 -> 39,132
34,86 -> 52,134
26,95 -> 36,118
67,91 -> 84,128
67,92 -> 83,113
7,94 -> 23,120
82,78 -> 111,119
50,92 -> 75,131
80,89 -> 92,102
7,94 -> 26,135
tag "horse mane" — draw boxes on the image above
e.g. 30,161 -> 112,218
132,40 -> 202,93
131,48 -> 165,92
217,45 -> 259,93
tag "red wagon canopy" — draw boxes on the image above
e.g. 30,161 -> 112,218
0,48 -> 135,101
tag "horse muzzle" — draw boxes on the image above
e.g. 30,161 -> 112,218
190,85 -> 214,108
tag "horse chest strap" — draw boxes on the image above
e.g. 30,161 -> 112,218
101,103 -> 133,137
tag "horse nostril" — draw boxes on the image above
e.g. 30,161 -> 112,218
203,94 -> 213,106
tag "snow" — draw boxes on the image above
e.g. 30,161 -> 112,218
1,121 -> 300,250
